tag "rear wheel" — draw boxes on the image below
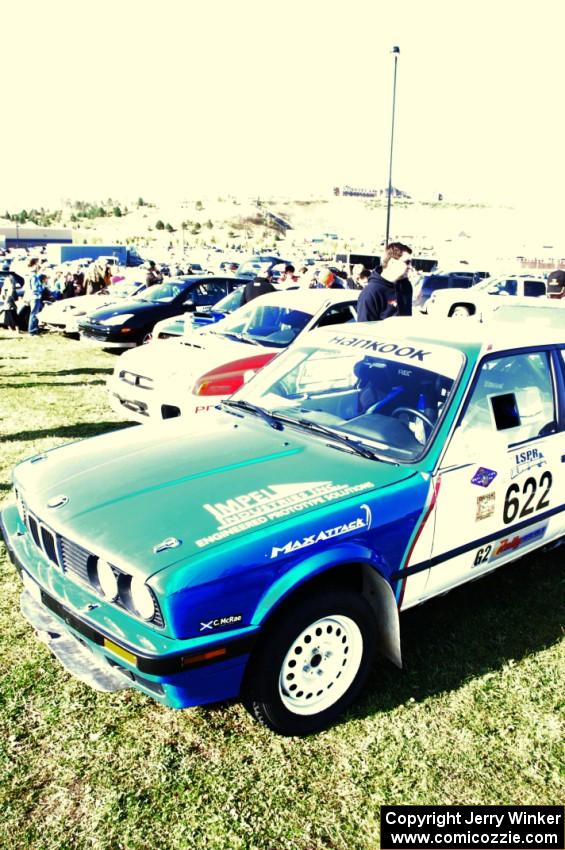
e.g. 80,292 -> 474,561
243,589 -> 375,735
450,304 -> 471,318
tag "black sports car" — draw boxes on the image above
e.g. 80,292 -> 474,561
78,276 -> 240,348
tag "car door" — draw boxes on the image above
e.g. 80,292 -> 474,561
425,347 -> 565,597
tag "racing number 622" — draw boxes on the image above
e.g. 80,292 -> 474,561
503,471 -> 553,525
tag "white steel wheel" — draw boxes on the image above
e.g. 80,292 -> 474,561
243,588 -> 376,735
278,614 -> 363,715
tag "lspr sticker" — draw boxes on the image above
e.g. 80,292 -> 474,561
476,492 -> 495,521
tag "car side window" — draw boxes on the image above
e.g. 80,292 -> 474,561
458,352 -> 556,446
315,303 -> 357,328
524,280 -> 546,297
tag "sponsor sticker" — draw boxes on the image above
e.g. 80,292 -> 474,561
270,504 -> 372,559
199,614 -> 243,632
490,523 -> 547,560
476,491 -> 496,521
510,447 -> 546,480
471,467 -> 497,488
195,480 -> 374,548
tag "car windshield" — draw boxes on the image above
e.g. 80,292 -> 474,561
235,338 -> 464,461
210,286 -> 244,313
111,282 -> 144,298
141,281 -> 189,303
208,302 -> 311,348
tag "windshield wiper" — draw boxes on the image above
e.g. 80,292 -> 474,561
216,330 -> 262,346
221,399 -> 285,430
292,418 -> 382,460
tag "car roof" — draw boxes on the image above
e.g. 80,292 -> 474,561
244,288 -> 359,309
306,315 -> 565,355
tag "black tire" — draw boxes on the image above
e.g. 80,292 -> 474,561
243,589 -> 376,735
141,330 -> 153,345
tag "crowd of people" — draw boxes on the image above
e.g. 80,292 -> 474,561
0,241 -> 434,335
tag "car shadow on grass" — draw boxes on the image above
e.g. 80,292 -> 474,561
5,421 -> 136,442
4,380 -> 108,389
352,547 -> 565,722
0,367 -> 114,378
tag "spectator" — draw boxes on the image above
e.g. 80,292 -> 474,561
318,269 -> 343,289
85,263 -> 106,295
241,275 -> 275,305
357,242 -> 412,321
28,273 -> 48,335
145,261 -> 163,286
278,263 -> 298,286
0,274 -> 18,331
546,269 -> 565,299
347,263 -> 367,290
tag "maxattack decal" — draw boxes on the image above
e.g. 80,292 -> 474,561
195,480 -> 374,548
476,491 -> 496,521
510,447 -> 546,479
199,614 -> 243,632
270,504 -> 372,559
490,523 -> 547,560
471,467 -> 498,488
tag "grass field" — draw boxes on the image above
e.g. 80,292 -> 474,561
0,330 -> 563,850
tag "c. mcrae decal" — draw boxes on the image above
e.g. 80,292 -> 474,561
471,467 -> 497,488
195,480 -> 374,548
270,504 -> 372,559
199,614 -> 243,632
510,447 -> 547,479
328,335 -> 431,362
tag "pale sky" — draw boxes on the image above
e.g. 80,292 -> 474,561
4,0 -> 565,211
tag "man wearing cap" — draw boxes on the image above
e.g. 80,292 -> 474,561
546,269 -> 565,299
357,242 -> 412,321
318,269 -> 343,289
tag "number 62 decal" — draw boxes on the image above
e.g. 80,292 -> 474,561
503,471 -> 552,525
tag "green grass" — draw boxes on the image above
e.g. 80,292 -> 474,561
0,330 -> 563,850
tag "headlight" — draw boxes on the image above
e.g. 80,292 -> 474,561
129,577 -> 156,620
96,559 -> 119,600
100,313 -> 135,327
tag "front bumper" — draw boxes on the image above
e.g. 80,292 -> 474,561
1,506 -> 254,708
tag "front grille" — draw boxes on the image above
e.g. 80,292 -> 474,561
59,537 -> 92,583
19,497 -> 164,628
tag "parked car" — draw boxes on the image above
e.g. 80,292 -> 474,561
152,286 -> 245,340
482,298 -> 565,329
3,318 -> 564,734
107,289 -> 359,422
425,274 -> 547,319
77,276 -> 241,348
414,270 -> 490,312
38,281 -> 150,334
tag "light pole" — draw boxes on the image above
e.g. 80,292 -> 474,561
385,46 -> 400,248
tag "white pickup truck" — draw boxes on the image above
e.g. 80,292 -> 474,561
424,274 -> 546,319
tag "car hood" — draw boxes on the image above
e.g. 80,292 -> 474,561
84,299 -> 159,321
14,416 -> 415,580
117,332 -> 273,383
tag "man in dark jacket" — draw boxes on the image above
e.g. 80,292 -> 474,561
241,275 -> 275,305
357,242 -> 412,321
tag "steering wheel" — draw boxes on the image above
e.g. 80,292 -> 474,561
391,406 -> 434,432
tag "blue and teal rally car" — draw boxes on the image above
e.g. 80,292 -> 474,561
2,318 -> 564,735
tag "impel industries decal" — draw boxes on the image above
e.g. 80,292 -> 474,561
195,480 -> 374,548
270,504 -> 372,558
